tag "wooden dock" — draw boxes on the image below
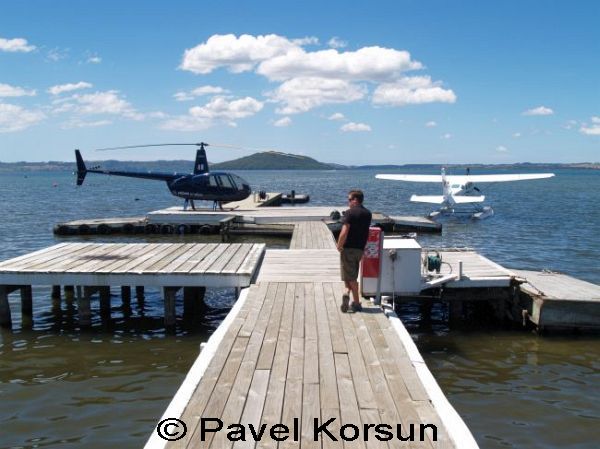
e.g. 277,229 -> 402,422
146,222 -> 477,449
515,270 -> 600,331
0,242 -> 265,328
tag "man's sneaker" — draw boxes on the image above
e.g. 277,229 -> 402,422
341,294 -> 350,313
351,302 -> 362,312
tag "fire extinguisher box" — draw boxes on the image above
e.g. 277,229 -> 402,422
379,238 -> 422,295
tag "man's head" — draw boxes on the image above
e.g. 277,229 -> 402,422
348,189 -> 364,206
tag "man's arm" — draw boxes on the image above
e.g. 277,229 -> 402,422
337,223 -> 350,252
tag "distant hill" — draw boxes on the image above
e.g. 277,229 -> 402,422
211,151 -> 338,170
0,156 -> 598,172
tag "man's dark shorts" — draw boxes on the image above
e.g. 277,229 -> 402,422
340,248 -> 364,282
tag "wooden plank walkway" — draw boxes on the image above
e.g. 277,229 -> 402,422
427,250 -> 515,288
151,281 -> 467,449
0,243 -> 265,288
148,223 -> 477,449
289,222 -> 337,250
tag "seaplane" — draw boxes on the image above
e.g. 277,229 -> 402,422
375,168 -> 555,219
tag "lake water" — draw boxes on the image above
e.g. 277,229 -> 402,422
0,168 -> 598,448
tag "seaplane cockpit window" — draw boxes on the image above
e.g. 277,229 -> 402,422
218,175 -> 233,188
451,184 -> 461,189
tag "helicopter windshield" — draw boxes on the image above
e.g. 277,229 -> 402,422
230,174 -> 247,191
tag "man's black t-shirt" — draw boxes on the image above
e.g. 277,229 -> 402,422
342,205 -> 372,250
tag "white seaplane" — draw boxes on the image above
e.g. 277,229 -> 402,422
376,168 -> 554,219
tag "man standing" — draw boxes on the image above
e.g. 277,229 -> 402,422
336,189 -> 372,312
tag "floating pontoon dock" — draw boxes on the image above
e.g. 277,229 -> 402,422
53,194 -> 441,236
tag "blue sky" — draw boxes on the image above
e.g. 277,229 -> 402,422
0,0 -> 598,164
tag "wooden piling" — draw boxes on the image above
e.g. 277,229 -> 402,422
64,285 -> 74,303
51,285 -> 61,300
121,286 -> 131,306
183,286 -> 207,319
164,287 -> 180,327
21,285 -> 33,328
0,285 -> 11,328
79,286 -> 93,327
99,286 -> 111,321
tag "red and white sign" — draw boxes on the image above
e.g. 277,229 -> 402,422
361,227 -> 383,296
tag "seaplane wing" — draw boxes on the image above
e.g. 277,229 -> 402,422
410,195 -> 446,204
377,173 -> 554,183
376,174 -> 442,182
447,173 -> 555,183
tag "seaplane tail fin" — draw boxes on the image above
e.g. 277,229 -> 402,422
453,195 -> 485,204
410,195 -> 446,204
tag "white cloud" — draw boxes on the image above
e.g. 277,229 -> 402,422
180,34 -> 299,74
523,106 -> 554,116
180,33 -> 455,115
47,47 -> 69,62
61,119 -> 112,129
580,116 -> 600,135
174,85 -> 228,101
0,83 -> 36,97
328,112 -> 346,121
372,76 -> 456,106
273,116 -> 292,127
87,56 -> 102,64
189,96 -> 263,120
73,90 -> 135,115
0,37 -> 35,52
292,37 -> 319,46
341,122 -> 371,132
328,37 -> 347,49
0,103 -> 45,132
269,77 -> 366,114
512,132 -> 521,138
48,82 -> 93,95
162,96 -> 263,131
53,90 -> 147,121
258,46 -> 422,82
425,121 -> 437,127
496,145 -> 508,152
441,133 -> 452,139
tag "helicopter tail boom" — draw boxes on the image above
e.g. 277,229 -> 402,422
75,149 -> 87,185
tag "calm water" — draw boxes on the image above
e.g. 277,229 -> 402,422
0,168 -> 598,448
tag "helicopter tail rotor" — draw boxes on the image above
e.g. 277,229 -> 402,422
75,149 -> 87,186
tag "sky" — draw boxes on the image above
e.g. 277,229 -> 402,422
0,0 -> 598,164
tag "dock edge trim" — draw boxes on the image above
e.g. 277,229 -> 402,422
383,305 -> 480,449
144,287 -> 252,449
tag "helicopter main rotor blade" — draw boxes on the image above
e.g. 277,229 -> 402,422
94,143 -> 206,151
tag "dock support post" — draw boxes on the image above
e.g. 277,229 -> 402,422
135,286 -> 145,310
79,287 -> 93,328
449,300 -> 463,325
163,287 -> 180,328
99,287 -> 111,322
0,285 -> 12,329
64,285 -> 75,303
121,286 -> 132,317
52,285 -> 61,300
21,286 -> 33,328
121,286 -> 131,307
183,287 -> 207,319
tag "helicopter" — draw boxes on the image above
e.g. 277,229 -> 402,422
75,142 -> 251,210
